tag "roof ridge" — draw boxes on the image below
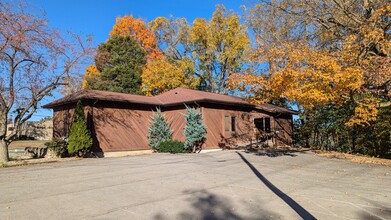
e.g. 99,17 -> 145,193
165,87 -> 245,99
84,89 -> 151,98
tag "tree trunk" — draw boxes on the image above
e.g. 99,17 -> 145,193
0,139 -> 9,163
351,125 -> 356,153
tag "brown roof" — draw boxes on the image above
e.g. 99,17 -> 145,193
155,88 -> 250,106
256,103 -> 298,115
43,88 -> 297,114
43,90 -> 162,107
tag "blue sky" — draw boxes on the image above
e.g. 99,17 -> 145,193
33,0 -> 246,44
31,0 -> 248,121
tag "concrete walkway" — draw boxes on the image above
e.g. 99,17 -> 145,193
0,150 -> 390,219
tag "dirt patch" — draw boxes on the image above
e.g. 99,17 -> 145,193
313,150 -> 391,166
1,157 -> 81,168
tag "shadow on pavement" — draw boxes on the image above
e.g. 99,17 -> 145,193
244,147 -> 308,157
154,189 -> 276,220
236,152 -> 316,220
224,144 -> 309,158
356,199 -> 391,220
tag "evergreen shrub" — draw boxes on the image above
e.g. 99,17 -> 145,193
45,140 -> 68,157
148,108 -> 172,151
68,100 -> 93,157
183,106 -> 207,153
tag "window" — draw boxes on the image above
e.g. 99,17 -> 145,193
231,116 -> 236,132
224,115 -> 236,132
264,117 -> 271,133
254,117 -> 271,133
254,118 -> 264,131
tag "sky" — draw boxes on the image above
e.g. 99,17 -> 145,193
29,0 -> 249,121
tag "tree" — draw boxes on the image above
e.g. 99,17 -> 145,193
183,106 -> 207,153
148,5 -> 250,94
148,16 -> 191,61
82,64 -> 100,89
148,108 -> 172,151
0,1 -> 93,162
110,15 -> 162,59
60,73 -> 84,96
235,0 -> 390,125
87,35 -> 147,94
229,43 -> 363,111
229,0 -> 391,157
68,100 -> 93,157
141,57 -> 199,96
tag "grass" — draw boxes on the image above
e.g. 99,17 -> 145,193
0,157 -> 81,168
8,157 -> 18,161
9,140 -> 48,150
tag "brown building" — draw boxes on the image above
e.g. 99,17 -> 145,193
43,88 -> 297,155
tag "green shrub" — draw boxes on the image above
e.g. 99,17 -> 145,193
68,100 -> 93,157
45,140 -> 68,157
184,106 -> 207,153
158,140 -> 186,154
148,108 -> 172,151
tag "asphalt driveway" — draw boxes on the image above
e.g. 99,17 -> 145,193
0,150 -> 390,219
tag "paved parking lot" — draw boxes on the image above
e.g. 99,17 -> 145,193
0,150 -> 390,219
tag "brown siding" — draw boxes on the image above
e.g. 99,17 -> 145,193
274,114 -> 293,146
53,104 -> 75,139
202,104 -> 272,148
202,107 -> 223,148
91,103 -> 154,152
52,102 -> 156,152
51,101 -> 294,153
164,108 -> 187,143
202,105 -> 294,148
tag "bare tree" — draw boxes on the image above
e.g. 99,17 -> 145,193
0,1 -> 93,162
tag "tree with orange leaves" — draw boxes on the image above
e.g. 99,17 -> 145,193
110,15 -> 162,59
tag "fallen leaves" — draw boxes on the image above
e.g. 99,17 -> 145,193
313,150 -> 391,166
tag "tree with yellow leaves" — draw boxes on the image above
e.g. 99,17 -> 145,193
231,0 -> 390,157
230,43 -> 363,111
149,5 -> 250,94
82,64 -> 100,89
233,0 -> 390,126
142,57 -> 199,96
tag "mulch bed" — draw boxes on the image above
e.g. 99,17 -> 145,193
313,150 -> 391,166
226,144 -> 390,166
